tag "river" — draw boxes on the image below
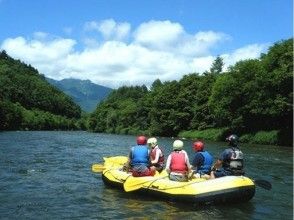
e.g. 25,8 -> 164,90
0,131 -> 292,219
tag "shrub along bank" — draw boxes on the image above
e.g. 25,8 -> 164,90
179,128 -> 283,146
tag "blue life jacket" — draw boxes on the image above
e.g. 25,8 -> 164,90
198,151 -> 213,174
131,145 -> 149,166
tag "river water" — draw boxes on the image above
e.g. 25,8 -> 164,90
0,131 -> 292,219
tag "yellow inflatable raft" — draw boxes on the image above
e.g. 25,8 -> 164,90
98,156 -> 256,204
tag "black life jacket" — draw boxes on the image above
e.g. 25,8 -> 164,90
225,147 -> 245,175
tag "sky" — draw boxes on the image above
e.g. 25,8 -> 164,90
0,0 -> 292,88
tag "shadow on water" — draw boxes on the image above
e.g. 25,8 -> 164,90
97,183 -> 256,220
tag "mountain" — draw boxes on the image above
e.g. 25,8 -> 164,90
46,78 -> 113,112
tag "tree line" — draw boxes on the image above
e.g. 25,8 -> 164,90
0,38 -> 292,146
88,38 -> 293,146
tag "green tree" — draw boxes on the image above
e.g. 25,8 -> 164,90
0,51 -> 82,130
210,56 -> 224,74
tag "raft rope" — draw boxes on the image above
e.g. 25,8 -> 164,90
145,176 -> 169,189
103,167 -> 130,182
148,177 -> 207,191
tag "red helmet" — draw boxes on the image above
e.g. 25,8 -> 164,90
136,135 -> 147,145
193,141 -> 204,152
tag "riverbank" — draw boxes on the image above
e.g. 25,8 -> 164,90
179,128 -> 292,146
3,126 -> 292,146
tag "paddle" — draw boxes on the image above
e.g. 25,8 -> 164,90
209,161 -> 272,190
91,164 -> 105,173
92,156 -> 128,173
123,175 -> 169,192
254,179 -> 272,190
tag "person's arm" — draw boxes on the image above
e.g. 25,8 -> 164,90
211,159 -> 222,170
151,148 -> 160,164
127,147 -> 134,165
123,148 -> 132,172
184,151 -> 192,173
211,150 -> 226,170
165,155 -> 171,173
148,149 -> 154,166
192,153 -> 202,171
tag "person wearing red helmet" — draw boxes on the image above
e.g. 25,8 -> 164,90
191,140 -> 213,179
127,135 -> 156,177
210,134 -> 245,179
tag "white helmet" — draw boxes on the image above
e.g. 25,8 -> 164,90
147,137 -> 157,147
173,140 -> 184,150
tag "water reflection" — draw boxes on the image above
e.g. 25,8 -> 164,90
98,182 -> 257,219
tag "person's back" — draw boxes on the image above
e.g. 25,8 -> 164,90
221,145 -> 244,175
128,135 -> 156,177
191,141 -> 213,176
147,137 -> 164,172
165,140 -> 191,182
211,134 -> 244,179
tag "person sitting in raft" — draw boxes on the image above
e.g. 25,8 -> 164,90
147,137 -> 165,172
191,140 -> 213,179
127,135 -> 156,177
165,140 -> 192,182
210,134 -> 245,179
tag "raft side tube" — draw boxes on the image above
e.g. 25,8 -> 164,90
101,171 -> 255,204
139,185 -> 255,204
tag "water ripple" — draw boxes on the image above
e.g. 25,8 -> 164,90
0,131 -> 292,219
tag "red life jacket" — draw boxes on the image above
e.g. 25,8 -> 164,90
150,146 -> 164,166
170,151 -> 188,174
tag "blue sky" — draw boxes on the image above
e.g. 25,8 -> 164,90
0,0 -> 292,88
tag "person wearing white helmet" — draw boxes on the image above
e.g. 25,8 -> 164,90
165,140 -> 192,182
147,137 -> 165,172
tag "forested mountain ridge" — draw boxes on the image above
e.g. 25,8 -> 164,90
46,78 -> 112,112
89,38 -> 293,146
0,51 -> 82,130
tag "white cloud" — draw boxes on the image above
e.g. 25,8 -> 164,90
0,19 -> 269,88
84,19 -> 130,41
222,43 -> 269,69
134,20 -> 184,50
1,36 -> 76,78
133,20 -> 229,57
191,56 -> 215,73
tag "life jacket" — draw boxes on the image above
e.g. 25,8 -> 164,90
198,151 -> 213,173
223,147 -> 244,175
131,145 -> 149,167
170,151 -> 188,174
150,146 -> 164,166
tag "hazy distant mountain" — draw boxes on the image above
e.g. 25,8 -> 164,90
46,78 -> 113,112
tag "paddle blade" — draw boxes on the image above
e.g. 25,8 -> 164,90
104,156 -> 128,165
123,175 -> 168,192
254,179 -> 272,190
92,164 -> 105,173
123,176 -> 150,192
